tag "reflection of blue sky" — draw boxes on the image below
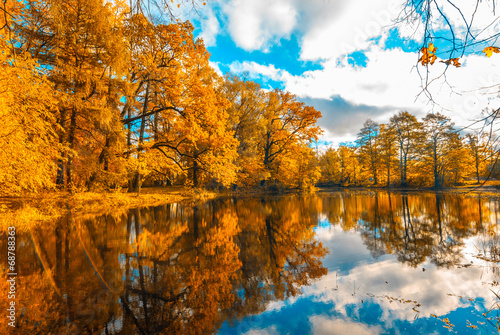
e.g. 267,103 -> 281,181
218,225 -> 499,335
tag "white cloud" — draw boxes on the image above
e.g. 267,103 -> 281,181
205,0 -> 500,145
228,61 -> 292,82
217,0 -> 500,59
423,0 -> 500,49
198,8 -> 220,47
215,0 -> 402,60
240,47 -> 500,144
209,61 -> 223,76
298,0 -> 403,61
222,0 -> 297,52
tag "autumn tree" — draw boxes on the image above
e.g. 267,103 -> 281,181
319,148 -> 340,185
338,145 -> 360,185
122,16 -> 238,190
466,132 -> 490,183
389,111 -> 421,187
446,134 -> 470,185
222,74 -> 268,186
0,3 -> 59,195
356,119 -> 380,185
421,112 -> 456,188
378,124 -> 398,187
319,145 -> 359,186
15,0 -> 129,190
259,90 -> 322,187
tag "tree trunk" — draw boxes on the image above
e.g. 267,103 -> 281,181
56,109 -> 67,187
192,154 -> 199,187
433,144 -> 440,189
386,159 -> 390,188
475,150 -> 480,183
66,108 -> 77,188
129,79 -> 150,194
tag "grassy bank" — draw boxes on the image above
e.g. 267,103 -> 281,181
3,182 -> 500,233
0,187 -> 218,233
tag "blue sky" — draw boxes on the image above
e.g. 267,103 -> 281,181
183,0 -> 500,146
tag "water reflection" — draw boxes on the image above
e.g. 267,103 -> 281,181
1,191 -> 499,334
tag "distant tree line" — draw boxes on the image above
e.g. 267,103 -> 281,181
319,111 -> 497,188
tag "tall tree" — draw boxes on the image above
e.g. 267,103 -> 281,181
122,16 -> 238,189
389,111 -> 420,187
466,132 -> 489,183
379,124 -> 397,187
17,0 -> 129,189
356,119 -> 380,185
421,112 -> 455,188
259,89 -> 322,186
319,148 -> 340,185
222,74 -> 267,186
0,6 -> 59,195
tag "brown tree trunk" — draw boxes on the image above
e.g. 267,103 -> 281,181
66,108 -> 77,188
56,109 -> 67,187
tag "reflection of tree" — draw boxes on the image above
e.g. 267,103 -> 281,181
1,196 -> 328,334
339,192 -> 491,268
227,196 -> 328,321
2,192 -> 494,334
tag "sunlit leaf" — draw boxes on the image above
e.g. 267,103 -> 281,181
483,46 -> 500,57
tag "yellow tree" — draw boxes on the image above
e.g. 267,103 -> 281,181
421,112 -> 456,188
319,148 -> 341,185
356,119 -> 380,185
17,0 -> 129,190
338,145 -> 360,185
389,111 -> 421,187
273,143 -> 321,189
222,74 -> 268,186
0,3 -> 59,195
445,134 -> 471,185
466,132 -> 489,183
123,16 -> 238,189
260,89 -> 322,186
378,124 -> 398,187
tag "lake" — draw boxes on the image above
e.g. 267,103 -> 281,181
2,191 -> 500,334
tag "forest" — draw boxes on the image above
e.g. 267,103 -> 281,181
0,0 -> 323,196
1,0 -> 498,198
319,111 -> 497,188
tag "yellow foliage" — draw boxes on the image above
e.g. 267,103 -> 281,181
419,43 -> 438,66
483,46 -> 500,57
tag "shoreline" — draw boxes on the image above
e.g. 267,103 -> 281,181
0,187 -> 218,233
2,184 -> 500,233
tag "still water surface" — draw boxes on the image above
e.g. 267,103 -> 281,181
2,191 -> 500,334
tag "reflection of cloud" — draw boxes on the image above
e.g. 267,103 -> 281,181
243,325 -> 279,335
264,300 -> 285,313
314,226 -> 377,272
310,316 -> 383,335
304,229 -> 498,325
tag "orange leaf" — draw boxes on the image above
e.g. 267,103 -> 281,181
483,46 -> 500,57
440,58 -> 461,67
419,43 -> 438,66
